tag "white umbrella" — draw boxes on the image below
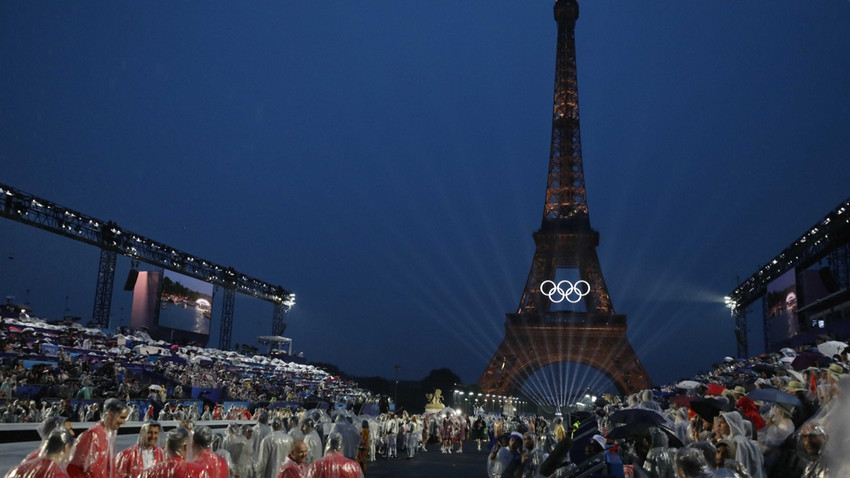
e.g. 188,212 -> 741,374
676,380 -> 702,390
149,384 -> 164,391
818,341 -> 848,358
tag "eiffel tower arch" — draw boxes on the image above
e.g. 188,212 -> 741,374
480,0 -> 651,398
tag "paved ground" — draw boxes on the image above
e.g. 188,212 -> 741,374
366,442 -> 487,478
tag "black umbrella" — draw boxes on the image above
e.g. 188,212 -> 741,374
689,397 -> 733,423
791,352 -> 830,371
608,408 -> 668,427
606,423 -> 683,448
752,363 -> 776,375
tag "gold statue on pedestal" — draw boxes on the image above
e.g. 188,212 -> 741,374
424,388 -> 445,413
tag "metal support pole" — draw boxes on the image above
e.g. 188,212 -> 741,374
272,302 -> 286,336
219,287 -> 236,350
734,308 -> 748,359
92,248 -> 117,329
762,297 -> 771,353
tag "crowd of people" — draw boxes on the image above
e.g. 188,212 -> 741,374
4,311 -> 850,477
3,397 -> 372,478
3,397 -> 489,478
478,338 -> 850,478
0,313 -> 378,424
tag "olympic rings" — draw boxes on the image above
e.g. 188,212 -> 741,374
540,280 -> 591,304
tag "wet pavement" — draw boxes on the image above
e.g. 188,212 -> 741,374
366,442 -> 487,478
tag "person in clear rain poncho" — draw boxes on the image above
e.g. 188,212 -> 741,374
211,433 -> 235,477
758,402 -> 795,473
20,416 -> 76,463
255,418 -> 293,478
222,423 -> 252,478
301,418 -> 323,465
643,427 -> 676,478
192,426 -> 229,478
517,431 -> 548,478
673,447 -> 711,478
718,410 -> 765,478
329,415 -> 360,460
253,412 -> 273,456
116,421 -> 164,478
68,398 -> 130,478
307,432 -> 363,478
5,428 -> 75,478
799,422 -> 828,478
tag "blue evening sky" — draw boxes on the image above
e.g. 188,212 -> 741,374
2,1 -> 849,395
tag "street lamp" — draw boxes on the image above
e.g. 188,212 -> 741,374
393,365 -> 400,407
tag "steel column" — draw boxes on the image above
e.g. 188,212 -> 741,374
272,302 -> 286,336
219,287 -> 236,350
92,248 -> 117,329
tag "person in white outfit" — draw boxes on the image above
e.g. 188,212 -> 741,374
302,418 -> 323,465
384,414 -> 399,458
254,418 -> 293,478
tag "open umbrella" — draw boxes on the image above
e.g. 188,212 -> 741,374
689,397 -> 733,423
608,408 -> 668,427
791,352 -> 831,371
606,423 -> 683,448
818,341 -> 848,358
671,396 -> 694,408
752,363 -> 776,374
676,380 -> 702,390
705,384 -> 727,396
745,388 -> 803,408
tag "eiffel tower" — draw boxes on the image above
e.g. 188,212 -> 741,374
479,0 -> 651,397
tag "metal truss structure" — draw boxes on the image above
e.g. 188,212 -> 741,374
727,196 -> 850,355
480,0 -> 651,397
0,183 -> 295,346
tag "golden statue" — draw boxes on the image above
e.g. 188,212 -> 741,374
424,388 -> 445,412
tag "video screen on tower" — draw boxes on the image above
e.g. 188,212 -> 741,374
157,270 -> 214,335
765,269 -> 799,348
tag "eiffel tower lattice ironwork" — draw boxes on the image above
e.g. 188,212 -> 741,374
479,0 -> 651,397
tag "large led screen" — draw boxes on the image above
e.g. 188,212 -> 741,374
766,269 -> 799,348
158,270 -> 214,335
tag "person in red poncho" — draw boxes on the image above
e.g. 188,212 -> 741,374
116,421 -> 164,478
191,426 -> 229,478
277,440 -> 308,478
141,428 -> 208,478
735,398 -> 766,430
68,398 -> 130,478
5,428 -> 75,478
307,433 -> 363,478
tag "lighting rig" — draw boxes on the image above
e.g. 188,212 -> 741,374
0,183 -> 295,349
727,196 -> 850,357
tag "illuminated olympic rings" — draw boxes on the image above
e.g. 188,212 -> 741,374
540,280 -> 591,304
